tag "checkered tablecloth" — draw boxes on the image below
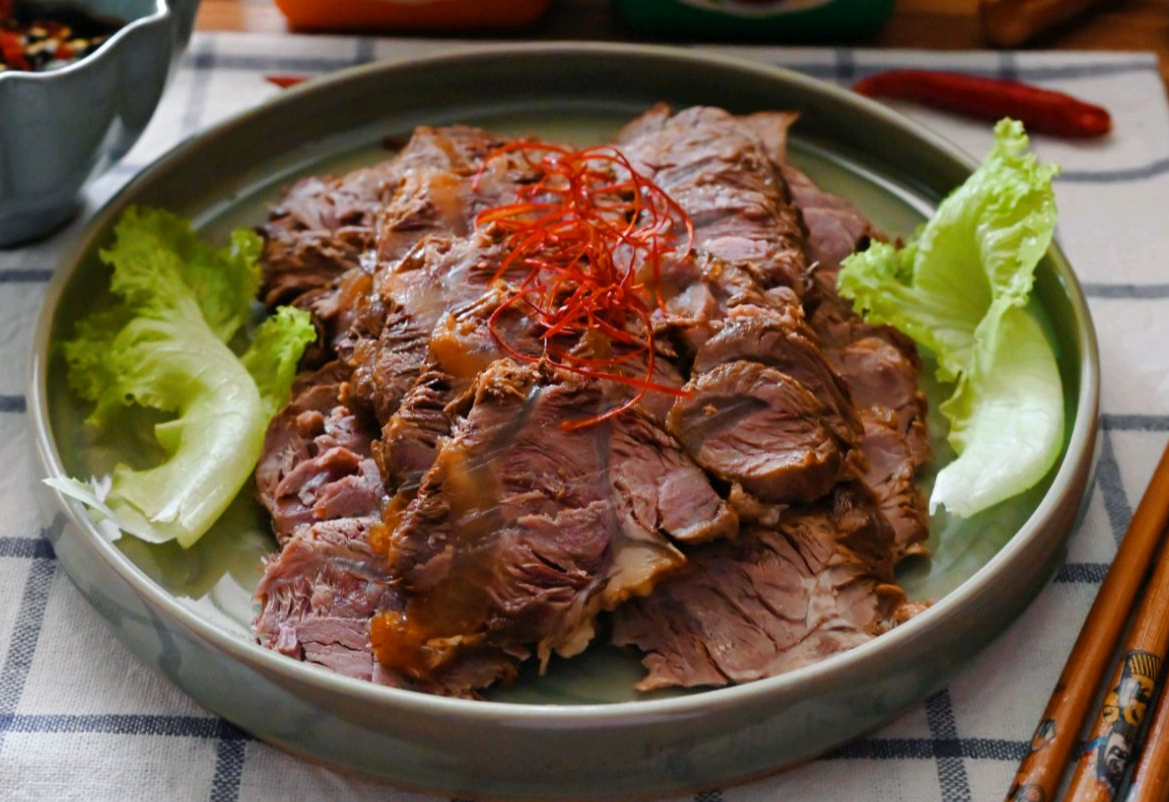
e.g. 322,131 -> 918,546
2,33 -> 1168,802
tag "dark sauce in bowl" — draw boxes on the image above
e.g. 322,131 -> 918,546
0,1 -> 124,73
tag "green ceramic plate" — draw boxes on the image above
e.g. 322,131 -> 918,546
31,43 -> 1099,798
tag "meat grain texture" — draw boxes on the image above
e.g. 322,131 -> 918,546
251,106 -> 932,696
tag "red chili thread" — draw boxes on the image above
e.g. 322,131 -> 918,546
473,143 -> 694,430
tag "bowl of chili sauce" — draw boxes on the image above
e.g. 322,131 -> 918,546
0,0 -> 200,246
0,2 -> 122,73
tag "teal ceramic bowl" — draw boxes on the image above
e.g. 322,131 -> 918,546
29,43 -> 1100,800
0,0 -> 200,246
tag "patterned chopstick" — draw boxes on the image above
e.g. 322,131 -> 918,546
1064,542 -> 1169,800
1124,651 -> 1169,802
1006,442 -> 1169,802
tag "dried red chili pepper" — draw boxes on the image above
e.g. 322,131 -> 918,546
853,70 -> 1112,138
265,74 -> 309,89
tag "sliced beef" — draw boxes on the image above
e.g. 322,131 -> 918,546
834,331 -> 931,463
783,164 -> 879,273
254,362 -> 384,543
738,114 -> 931,560
610,112 -> 931,692
345,232 -> 508,422
373,287 -> 536,493
739,108 -> 879,274
252,366 -> 397,685
260,125 -> 513,353
374,124 -> 531,261
344,126 -> 548,423
782,159 -> 931,557
376,360 -> 734,691
618,106 -> 809,297
819,316 -> 931,558
259,167 -> 392,311
252,106 -> 934,697
612,482 -> 909,690
667,361 -> 844,504
377,366 -> 458,492
618,105 -> 812,354
692,301 -> 862,447
611,411 -> 738,546
254,517 -> 402,684
619,107 -> 860,508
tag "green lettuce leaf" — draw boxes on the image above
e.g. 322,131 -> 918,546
242,305 -> 319,421
52,207 -> 314,548
838,119 -> 1063,517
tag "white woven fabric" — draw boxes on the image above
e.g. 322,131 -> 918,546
2,34 -> 1167,802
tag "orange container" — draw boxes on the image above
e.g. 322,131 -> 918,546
274,0 -> 551,31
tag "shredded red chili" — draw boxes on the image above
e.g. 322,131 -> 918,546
853,70 -> 1112,139
473,142 -> 694,430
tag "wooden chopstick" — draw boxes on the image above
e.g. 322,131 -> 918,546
1005,442 -> 1169,802
980,0 -> 1107,47
1064,532 -> 1169,801
1125,665 -> 1169,802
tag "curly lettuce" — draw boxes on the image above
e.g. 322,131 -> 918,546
838,120 -> 1063,518
47,207 -> 315,547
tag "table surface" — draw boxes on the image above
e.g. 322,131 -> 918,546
196,0 -> 1169,84
8,14 -> 1169,802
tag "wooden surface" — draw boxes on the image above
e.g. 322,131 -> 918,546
195,0 -> 1169,85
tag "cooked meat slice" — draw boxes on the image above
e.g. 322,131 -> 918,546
255,515 -> 512,698
692,303 -> 862,448
825,328 -> 931,557
345,233 -> 510,422
781,162 -> 932,559
260,125 -> 514,353
618,106 -> 866,503
734,106 -> 877,275
611,411 -> 738,546
254,362 -> 384,543
618,107 -> 864,509
612,483 -> 909,690
835,333 -> 930,455
259,168 -> 391,311
739,110 -> 800,164
253,361 -> 404,684
783,165 -> 879,273
668,361 -> 845,504
733,116 -> 930,558
618,105 -> 809,302
860,422 -> 929,557
373,125 -> 505,260
344,126 -> 554,422
374,287 -> 541,493
376,360 -> 733,690
377,365 -> 458,491
254,517 -> 403,684
252,106 -> 936,697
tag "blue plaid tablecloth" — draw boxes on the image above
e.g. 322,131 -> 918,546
2,34 -> 1168,802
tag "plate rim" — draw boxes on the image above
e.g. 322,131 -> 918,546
29,40 -> 1101,722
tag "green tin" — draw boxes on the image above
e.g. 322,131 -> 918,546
615,0 -> 897,40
